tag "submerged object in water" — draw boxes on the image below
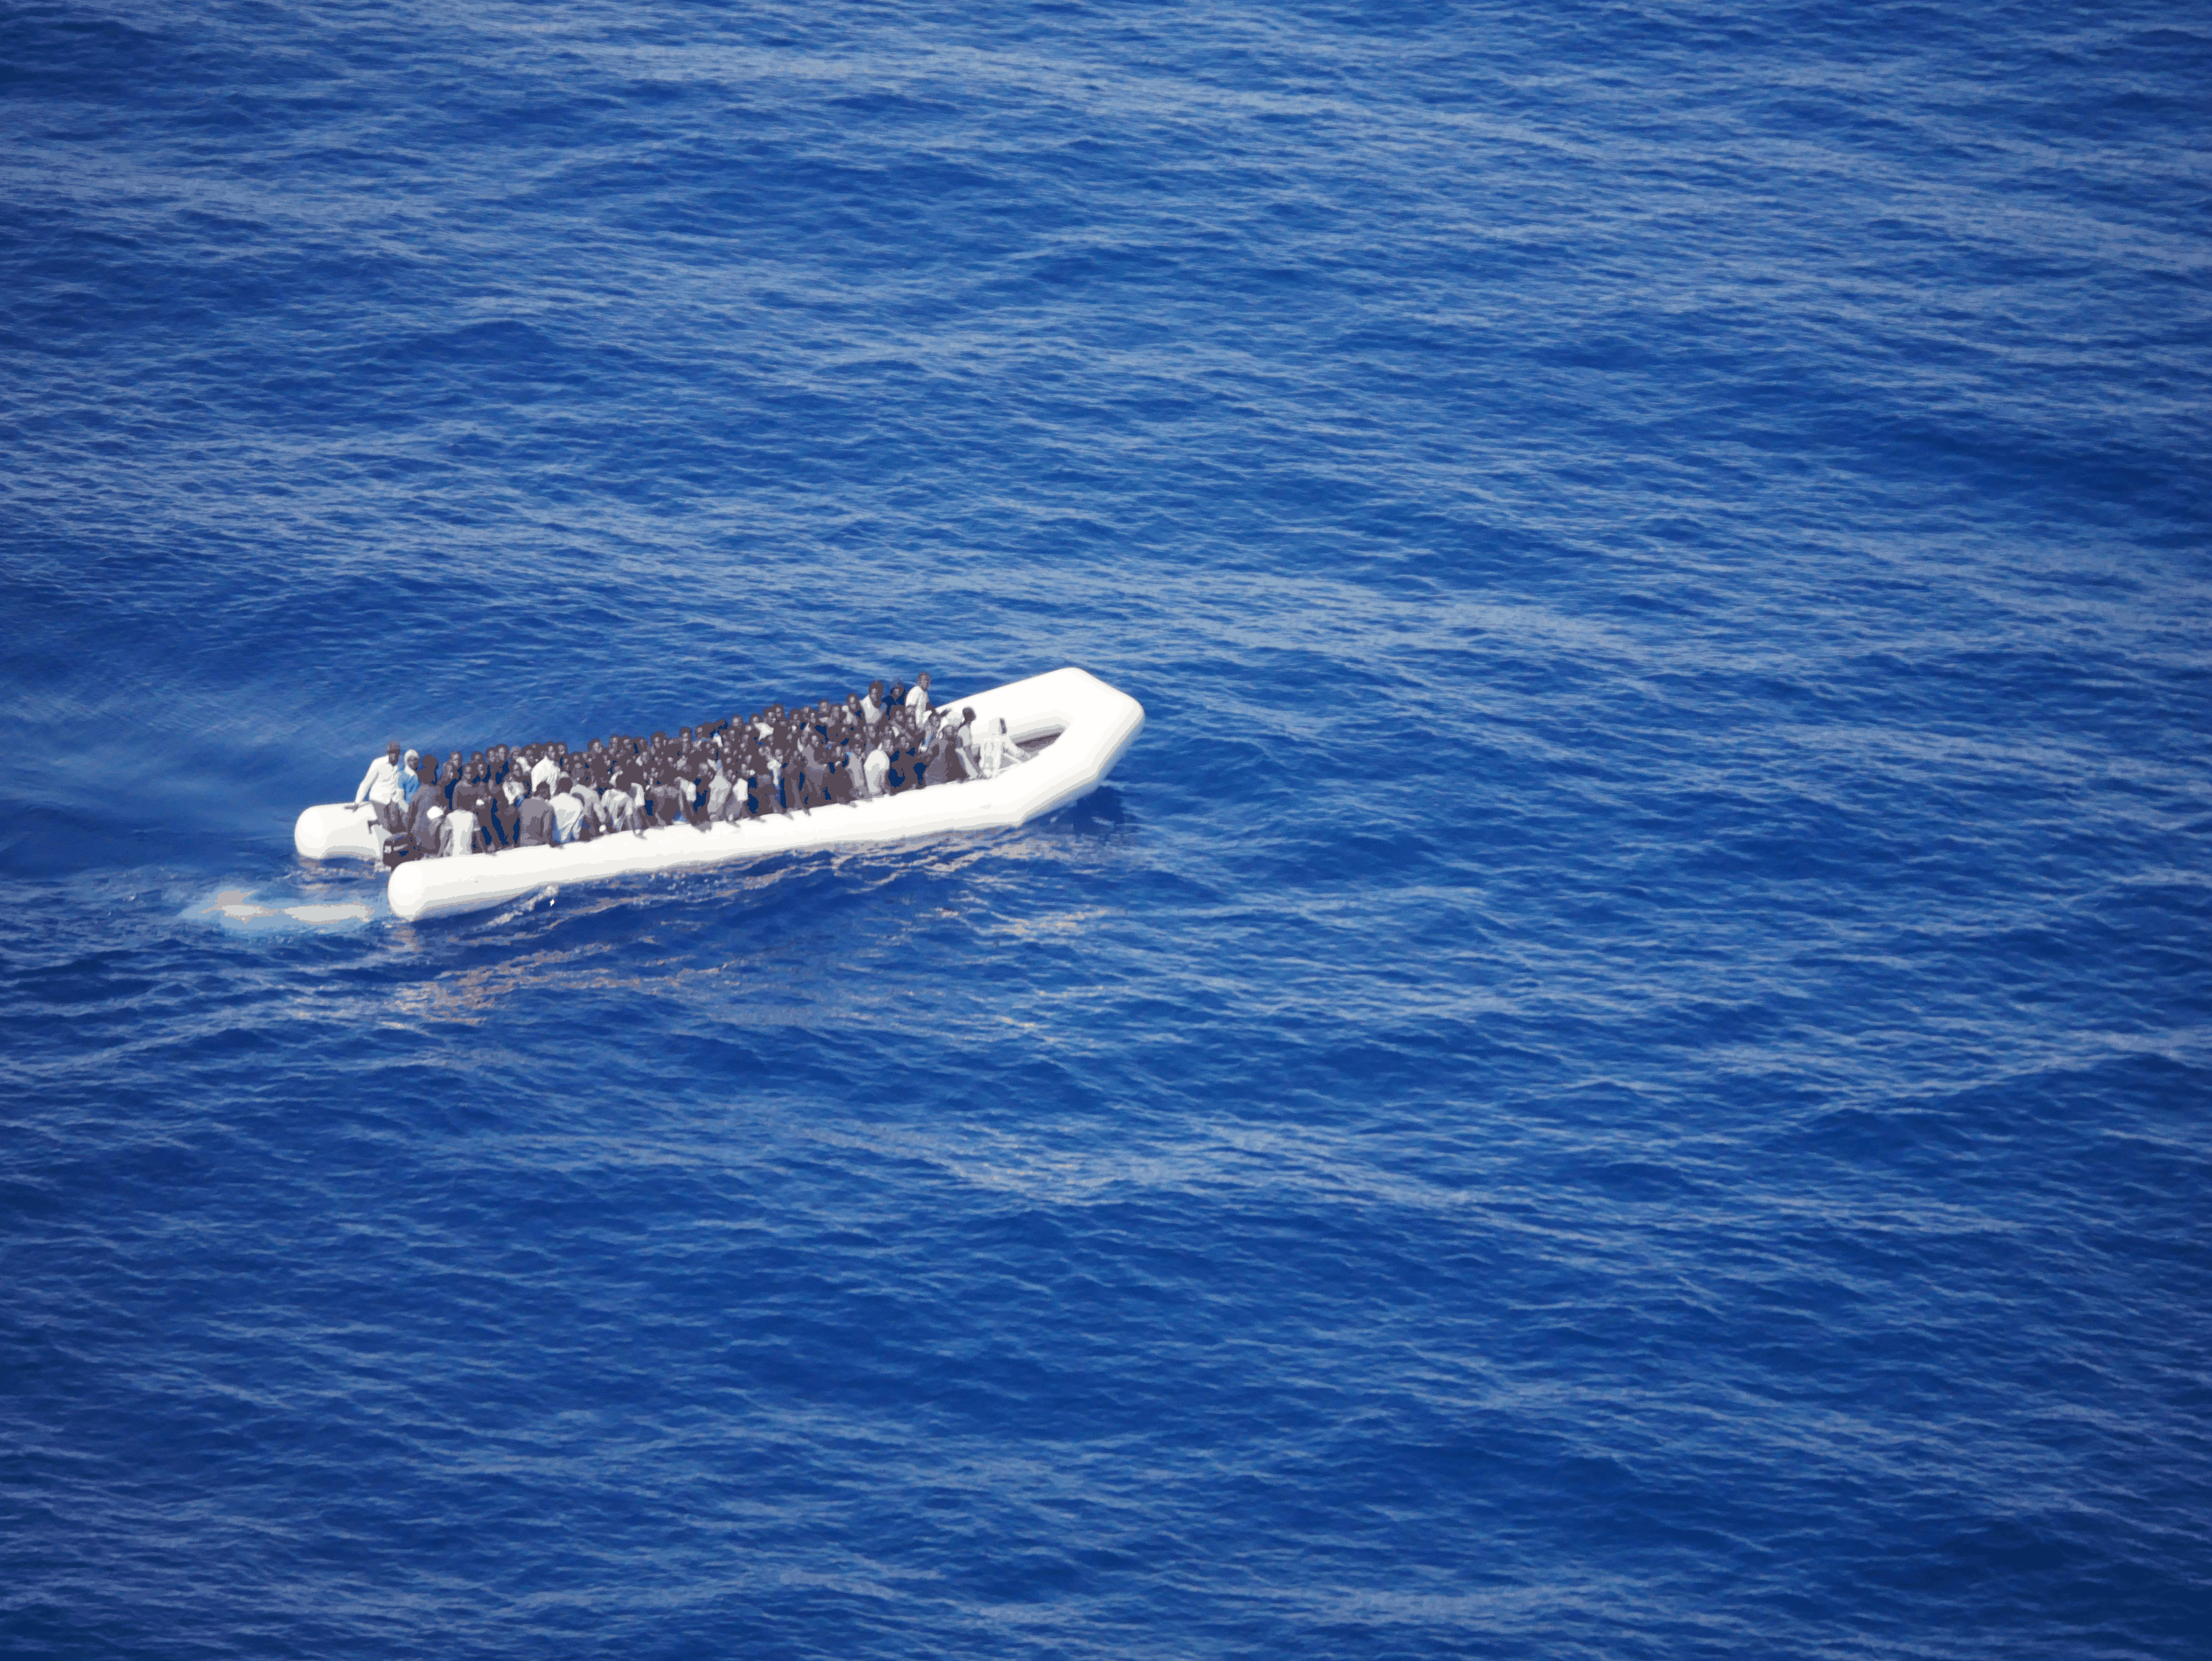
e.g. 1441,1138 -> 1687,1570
293,666 -> 1144,921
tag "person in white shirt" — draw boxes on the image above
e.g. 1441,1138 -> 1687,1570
860,681 -> 886,726
442,805 -> 479,857
863,735 -> 891,799
555,774 -> 604,843
905,671 -> 932,712
530,748 -> 561,797
354,742 -> 406,808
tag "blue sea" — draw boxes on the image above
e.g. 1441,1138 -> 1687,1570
4,2 -> 2210,1655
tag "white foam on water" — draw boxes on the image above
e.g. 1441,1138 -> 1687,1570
194,888 -> 379,931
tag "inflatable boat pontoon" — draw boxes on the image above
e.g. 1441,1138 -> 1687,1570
293,666 -> 1143,922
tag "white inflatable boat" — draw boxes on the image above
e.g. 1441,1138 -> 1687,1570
293,666 -> 1143,922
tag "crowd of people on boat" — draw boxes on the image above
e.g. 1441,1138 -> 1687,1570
349,672 -> 1030,863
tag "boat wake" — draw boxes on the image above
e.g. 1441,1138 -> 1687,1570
192,887 -> 378,932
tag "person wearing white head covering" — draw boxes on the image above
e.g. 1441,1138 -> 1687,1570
977,717 -> 1024,779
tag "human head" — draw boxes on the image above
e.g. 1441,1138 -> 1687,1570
535,782 -> 550,799
917,671 -> 931,690
386,741 -> 401,764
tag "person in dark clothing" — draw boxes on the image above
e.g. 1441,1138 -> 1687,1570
451,766 -> 491,850
714,769 -> 749,823
922,728 -> 966,789
885,738 -> 917,795
678,769 -> 711,829
408,790 -> 448,858
401,755 -> 445,851
517,782 -> 558,847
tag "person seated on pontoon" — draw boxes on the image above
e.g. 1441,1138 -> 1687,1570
863,732 -> 891,799
713,766 -> 749,824
596,774 -> 637,835
551,775 -> 597,843
924,720 -> 971,787
645,769 -> 685,827
517,782 -> 558,847
442,793 -> 481,858
885,732 -> 921,795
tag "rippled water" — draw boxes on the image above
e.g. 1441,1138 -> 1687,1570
4,2 -> 2210,1655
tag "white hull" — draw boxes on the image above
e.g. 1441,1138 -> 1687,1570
293,666 -> 1143,922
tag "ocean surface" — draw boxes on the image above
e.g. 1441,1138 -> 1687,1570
4,2 -> 2210,1655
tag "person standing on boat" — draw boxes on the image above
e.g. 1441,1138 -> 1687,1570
354,742 -> 407,810
906,671 -> 933,713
